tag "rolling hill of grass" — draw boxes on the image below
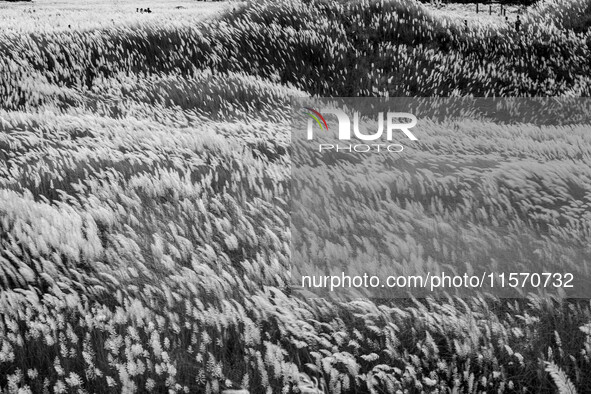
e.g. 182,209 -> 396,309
1,0 -> 591,392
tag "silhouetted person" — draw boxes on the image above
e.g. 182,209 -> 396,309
515,15 -> 521,32
146,7 -> 151,13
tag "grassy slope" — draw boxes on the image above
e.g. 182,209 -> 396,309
1,0 -> 591,393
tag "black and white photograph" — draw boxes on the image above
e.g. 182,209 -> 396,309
1,0 -> 591,393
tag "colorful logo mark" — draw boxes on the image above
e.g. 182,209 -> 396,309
303,107 -> 328,131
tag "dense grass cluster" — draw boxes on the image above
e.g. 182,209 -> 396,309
1,0 -> 591,392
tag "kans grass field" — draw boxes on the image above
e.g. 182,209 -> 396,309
1,0 -> 591,392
